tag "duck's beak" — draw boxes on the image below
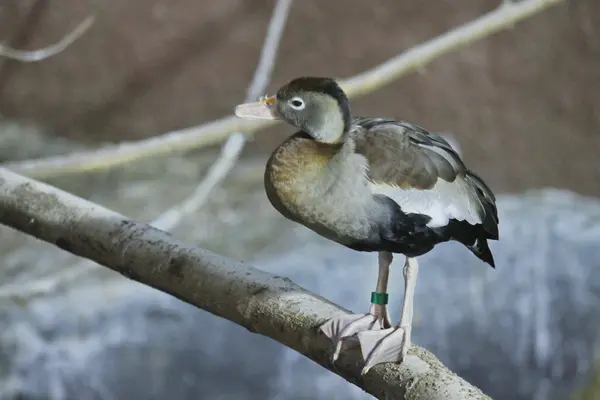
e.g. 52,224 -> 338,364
234,96 -> 279,120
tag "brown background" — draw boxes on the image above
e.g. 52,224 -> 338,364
0,0 -> 599,196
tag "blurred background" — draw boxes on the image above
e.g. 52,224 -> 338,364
1,0 -> 599,399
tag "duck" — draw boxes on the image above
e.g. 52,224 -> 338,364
234,77 -> 499,375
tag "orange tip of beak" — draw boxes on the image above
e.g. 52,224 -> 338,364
261,96 -> 276,106
235,96 -> 278,120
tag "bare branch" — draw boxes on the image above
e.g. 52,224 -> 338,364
2,0 -> 563,179
154,0 -> 292,232
245,0 -> 293,102
0,167 -> 491,399
0,16 -> 95,62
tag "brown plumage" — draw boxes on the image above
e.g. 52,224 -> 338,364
265,132 -> 339,217
234,76 -> 499,374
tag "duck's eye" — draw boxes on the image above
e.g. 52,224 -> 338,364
289,97 -> 305,110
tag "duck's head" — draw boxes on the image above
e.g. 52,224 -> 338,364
235,77 -> 351,144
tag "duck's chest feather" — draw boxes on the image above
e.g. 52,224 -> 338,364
264,134 -> 382,246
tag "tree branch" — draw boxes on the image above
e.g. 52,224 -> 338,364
0,167 -> 490,399
2,0 -> 563,179
244,0 -> 292,103
0,16 -> 95,62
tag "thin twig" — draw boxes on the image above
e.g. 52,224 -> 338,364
245,0 -> 293,102
0,16 -> 95,62
152,0 -> 292,232
2,0 -> 563,179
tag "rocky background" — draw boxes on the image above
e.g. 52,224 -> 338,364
1,0 -> 599,399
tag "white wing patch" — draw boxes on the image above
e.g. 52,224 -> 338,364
370,177 -> 483,228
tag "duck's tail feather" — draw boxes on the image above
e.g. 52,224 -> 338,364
465,170 -> 499,240
466,234 -> 495,268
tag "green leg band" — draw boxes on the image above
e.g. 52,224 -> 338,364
370,291 -> 389,305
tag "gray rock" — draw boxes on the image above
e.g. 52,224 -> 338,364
2,189 -> 600,400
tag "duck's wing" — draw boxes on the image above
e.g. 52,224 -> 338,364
352,117 -> 498,239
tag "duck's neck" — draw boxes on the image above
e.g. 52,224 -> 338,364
319,139 -> 358,189
304,102 -> 351,144
310,113 -> 347,144
267,133 -> 345,190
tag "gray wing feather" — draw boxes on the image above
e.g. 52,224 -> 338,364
351,117 -> 497,231
351,117 -> 464,188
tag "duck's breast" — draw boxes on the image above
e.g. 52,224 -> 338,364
264,135 -> 379,245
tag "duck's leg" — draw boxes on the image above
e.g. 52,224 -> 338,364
320,251 -> 393,362
357,256 -> 419,375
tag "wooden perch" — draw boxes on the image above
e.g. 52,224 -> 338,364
0,168 -> 490,399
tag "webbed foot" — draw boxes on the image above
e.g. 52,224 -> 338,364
358,324 -> 411,375
320,303 -> 391,362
